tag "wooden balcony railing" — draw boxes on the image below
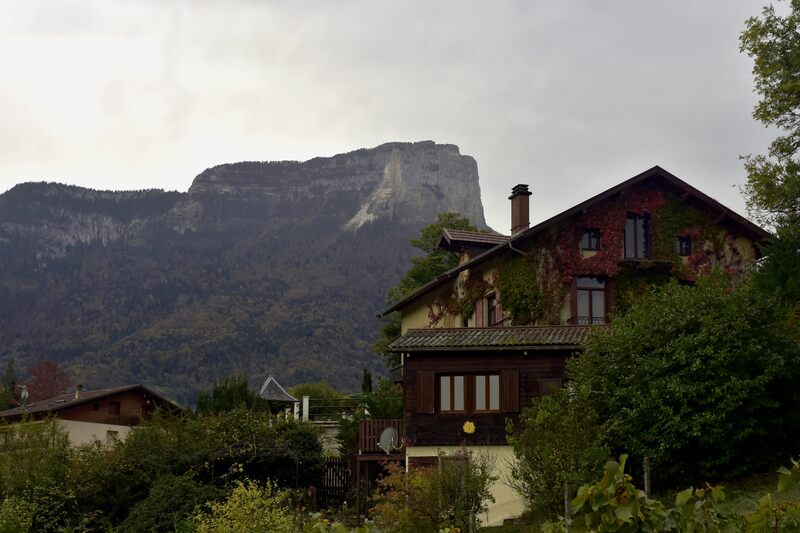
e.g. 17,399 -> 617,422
358,419 -> 404,455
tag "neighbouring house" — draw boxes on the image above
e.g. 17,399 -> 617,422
0,384 -> 182,446
372,166 -> 769,526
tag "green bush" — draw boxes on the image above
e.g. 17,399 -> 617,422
118,473 -> 220,533
0,497 -> 34,533
192,479 -> 298,533
571,275 -> 800,487
507,389 -> 609,517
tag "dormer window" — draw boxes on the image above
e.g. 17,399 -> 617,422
580,229 -> 601,251
624,214 -> 649,259
676,236 -> 692,256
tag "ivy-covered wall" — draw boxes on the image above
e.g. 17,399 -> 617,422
417,184 -> 760,329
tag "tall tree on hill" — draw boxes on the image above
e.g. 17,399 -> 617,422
26,359 -> 71,402
0,359 -> 17,408
374,212 -> 481,367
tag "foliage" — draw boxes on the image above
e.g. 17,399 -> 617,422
387,212 -> 480,304
336,379 -> 402,456
752,228 -> 800,335
192,479 -> 298,533
740,0 -> 800,231
361,368 -> 372,393
23,359 -> 71,402
303,513 -> 377,532
0,497 -> 34,533
544,455 -> 800,532
495,252 -> 565,325
376,212 -> 480,366
570,274 -> 800,487
371,449 -> 497,532
0,417 -> 70,498
290,381 -> 343,401
118,473 -> 220,533
195,372 -> 269,414
507,389 -> 609,517
0,360 -> 16,409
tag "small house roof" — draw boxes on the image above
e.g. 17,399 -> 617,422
258,375 -> 297,403
388,325 -> 597,352
0,384 -> 182,421
437,228 -> 509,252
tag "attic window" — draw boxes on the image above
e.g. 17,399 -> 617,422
580,229 -> 601,251
676,236 -> 692,256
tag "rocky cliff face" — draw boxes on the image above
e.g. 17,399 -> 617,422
0,142 -> 487,404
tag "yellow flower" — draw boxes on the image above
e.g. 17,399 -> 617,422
462,420 -> 476,434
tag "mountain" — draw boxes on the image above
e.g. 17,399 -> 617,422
0,141 -> 487,404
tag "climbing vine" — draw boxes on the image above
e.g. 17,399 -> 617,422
429,187 -> 755,325
495,251 -> 565,325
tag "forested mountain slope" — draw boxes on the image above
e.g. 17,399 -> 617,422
0,141 -> 487,404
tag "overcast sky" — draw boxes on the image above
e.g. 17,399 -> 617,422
0,1 -> 777,231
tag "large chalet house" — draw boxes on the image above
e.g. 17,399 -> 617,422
374,166 -> 769,526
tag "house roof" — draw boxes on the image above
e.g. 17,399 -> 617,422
0,384 -> 182,421
380,166 -> 771,317
388,325 -> 596,352
437,228 -> 509,252
258,375 -> 297,403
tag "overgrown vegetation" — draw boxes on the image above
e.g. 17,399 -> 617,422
371,449 -> 497,532
507,390 -> 609,517
570,274 -> 800,487
544,455 -> 800,532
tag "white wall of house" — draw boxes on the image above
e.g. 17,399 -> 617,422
59,419 -> 133,446
406,444 -> 524,527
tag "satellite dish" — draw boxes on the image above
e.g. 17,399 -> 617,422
378,427 -> 398,454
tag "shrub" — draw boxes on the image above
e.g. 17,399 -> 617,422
0,417 -> 70,497
507,389 -> 609,517
371,449 -> 497,532
118,473 -> 220,533
192,479 -> 298,533
571,275 -> 800,487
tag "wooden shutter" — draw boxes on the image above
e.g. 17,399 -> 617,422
475,299 -> 484,327
416,370 -> 435,414
501,369 -> 519,413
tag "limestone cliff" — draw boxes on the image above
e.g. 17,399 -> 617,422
0,142 -> 487,404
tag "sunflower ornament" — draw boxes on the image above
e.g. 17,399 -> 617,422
462,420 -> 476,434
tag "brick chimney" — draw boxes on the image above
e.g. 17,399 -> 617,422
509,184 -> 532,235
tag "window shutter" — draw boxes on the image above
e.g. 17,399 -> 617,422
501,369 -> 519,413
475,299 -> 484,327
416,370 -> 435,414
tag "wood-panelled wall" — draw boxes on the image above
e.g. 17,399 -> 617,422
404,350 -> 570,447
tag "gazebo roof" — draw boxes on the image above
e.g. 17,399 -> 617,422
258,375 -> 297,403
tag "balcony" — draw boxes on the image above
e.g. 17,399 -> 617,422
358,419 -> 404,456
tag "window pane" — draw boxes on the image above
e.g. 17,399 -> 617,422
577,276 -> 604,289
440,376 -> 450,411
577,290 -> 589,323
625,217 -> 635,258
475,375 -> 486,410
592,290 -> 605,324
489,375 -> 500,410
636,216 -> 646,258
580,231 -> 589,249
454,376 -> 464,411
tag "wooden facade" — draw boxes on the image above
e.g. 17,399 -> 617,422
56,388 -> 162,427
403,350 -> 569,447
